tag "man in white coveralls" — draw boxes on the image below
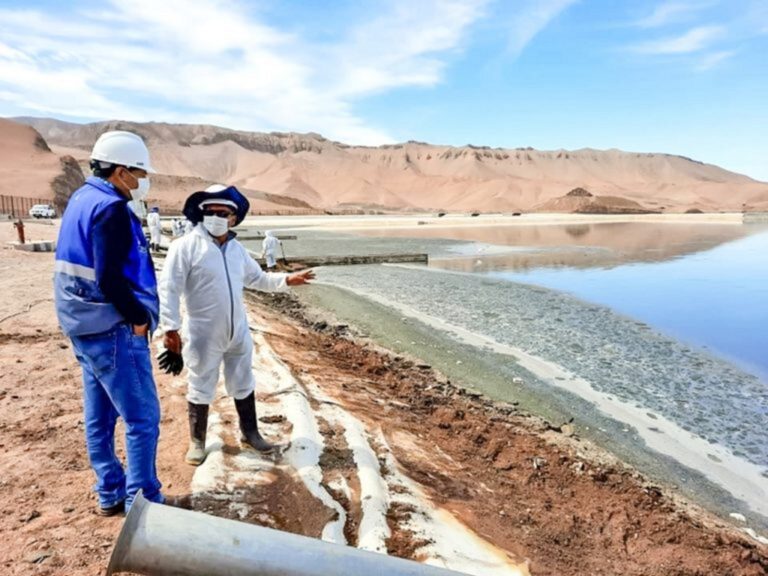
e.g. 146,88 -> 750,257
146,206 -> 162,251
158,184 -> 314,465
261,230 -> 281,270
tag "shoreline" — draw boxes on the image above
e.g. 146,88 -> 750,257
316,281 -> 768,522
250,289 -> 768,573
242,212 -> 748,231
297,267 -> 768,535
2,219 -> 768,575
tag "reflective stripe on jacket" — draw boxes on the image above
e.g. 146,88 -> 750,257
54,177 -> 159,336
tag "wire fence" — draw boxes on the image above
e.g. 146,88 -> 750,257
0,194 -> 54,219
0,195 -> 392,219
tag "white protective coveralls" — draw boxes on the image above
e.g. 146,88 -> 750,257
262,231 -> 280,268
146,210 -> 162,248
159,224 -> 289,404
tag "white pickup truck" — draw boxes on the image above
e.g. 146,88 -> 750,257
29,204 -> 57,218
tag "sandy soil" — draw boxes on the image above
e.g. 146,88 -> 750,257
1,220 -> 60,244
1,223 -> 766,575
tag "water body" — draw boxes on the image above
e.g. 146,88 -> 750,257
487,230 -> 768,382
242,221 -> 768,527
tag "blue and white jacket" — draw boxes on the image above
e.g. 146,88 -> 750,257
54,177 -> 159,337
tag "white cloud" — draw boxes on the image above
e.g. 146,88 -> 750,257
632,25 -> 725,54
331,0 -> 489,97
0,41 -> 32,62
634,1 -> 714,28
0,0 -> 492,145
506,0 -> 579,56
695,49 -> 738,70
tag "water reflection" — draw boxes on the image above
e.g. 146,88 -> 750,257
358,222 -> 756,272
491,229 -> 768,382
355,221 -> 768,380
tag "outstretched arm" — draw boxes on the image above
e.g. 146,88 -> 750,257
242,244 -> 291,292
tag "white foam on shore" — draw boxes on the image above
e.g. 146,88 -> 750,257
319,282 -> 768,523
374,430 -> 529,576
190,400 -> 279,521
251,329 -> 348,544
301,374 -> 392,553
183,312 -> 532,568
299,371 -> 528,573
190,411 -> 228,495
339,414 -> 391,553
252,320 -> 528,571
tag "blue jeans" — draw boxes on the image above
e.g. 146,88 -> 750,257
70,323 -> 163,510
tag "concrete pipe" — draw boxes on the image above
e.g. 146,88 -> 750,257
107,492 -> 472,576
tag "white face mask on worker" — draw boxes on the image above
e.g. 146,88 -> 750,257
130,177 -> 150,202
203,215 -> 229,236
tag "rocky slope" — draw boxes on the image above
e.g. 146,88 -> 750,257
13,117 -> 768,213
0,118 -> 84,213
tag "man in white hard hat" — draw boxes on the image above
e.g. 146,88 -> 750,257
54,130 -> 165,515
158,184 -> 314,465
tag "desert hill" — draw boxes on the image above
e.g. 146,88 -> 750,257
12,117 -> 768,213
6,118 -> 313,214
534,187 -> 658,214
0,118 -> 84,213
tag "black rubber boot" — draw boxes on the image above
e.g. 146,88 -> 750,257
185,402 -> 209,466
97,500 -> 125,517
234,392 -> 275,453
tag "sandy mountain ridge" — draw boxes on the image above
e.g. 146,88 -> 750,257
0,118 -> 84,212
7,116 -> 768,213
0,118 -> 311,214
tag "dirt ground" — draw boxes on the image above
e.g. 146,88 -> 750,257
0,222 -> 767,575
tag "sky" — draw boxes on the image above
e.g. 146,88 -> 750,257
0,0 -> 766,179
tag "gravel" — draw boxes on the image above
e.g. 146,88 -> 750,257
315,263 -> 768,468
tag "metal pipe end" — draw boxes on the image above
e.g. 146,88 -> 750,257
105,490 -> 149,576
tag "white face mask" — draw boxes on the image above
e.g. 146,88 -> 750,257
129,176 -> 150,202
203,215 -> 229,236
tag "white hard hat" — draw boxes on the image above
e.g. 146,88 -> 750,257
90,130 -> 155,173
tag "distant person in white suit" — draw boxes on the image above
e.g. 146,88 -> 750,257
261,230 -> 281,270
146,207 -> 162,251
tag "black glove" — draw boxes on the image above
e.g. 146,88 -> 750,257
157,349 -> 184,375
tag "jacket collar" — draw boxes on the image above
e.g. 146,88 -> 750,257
86,176 -> 125,200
